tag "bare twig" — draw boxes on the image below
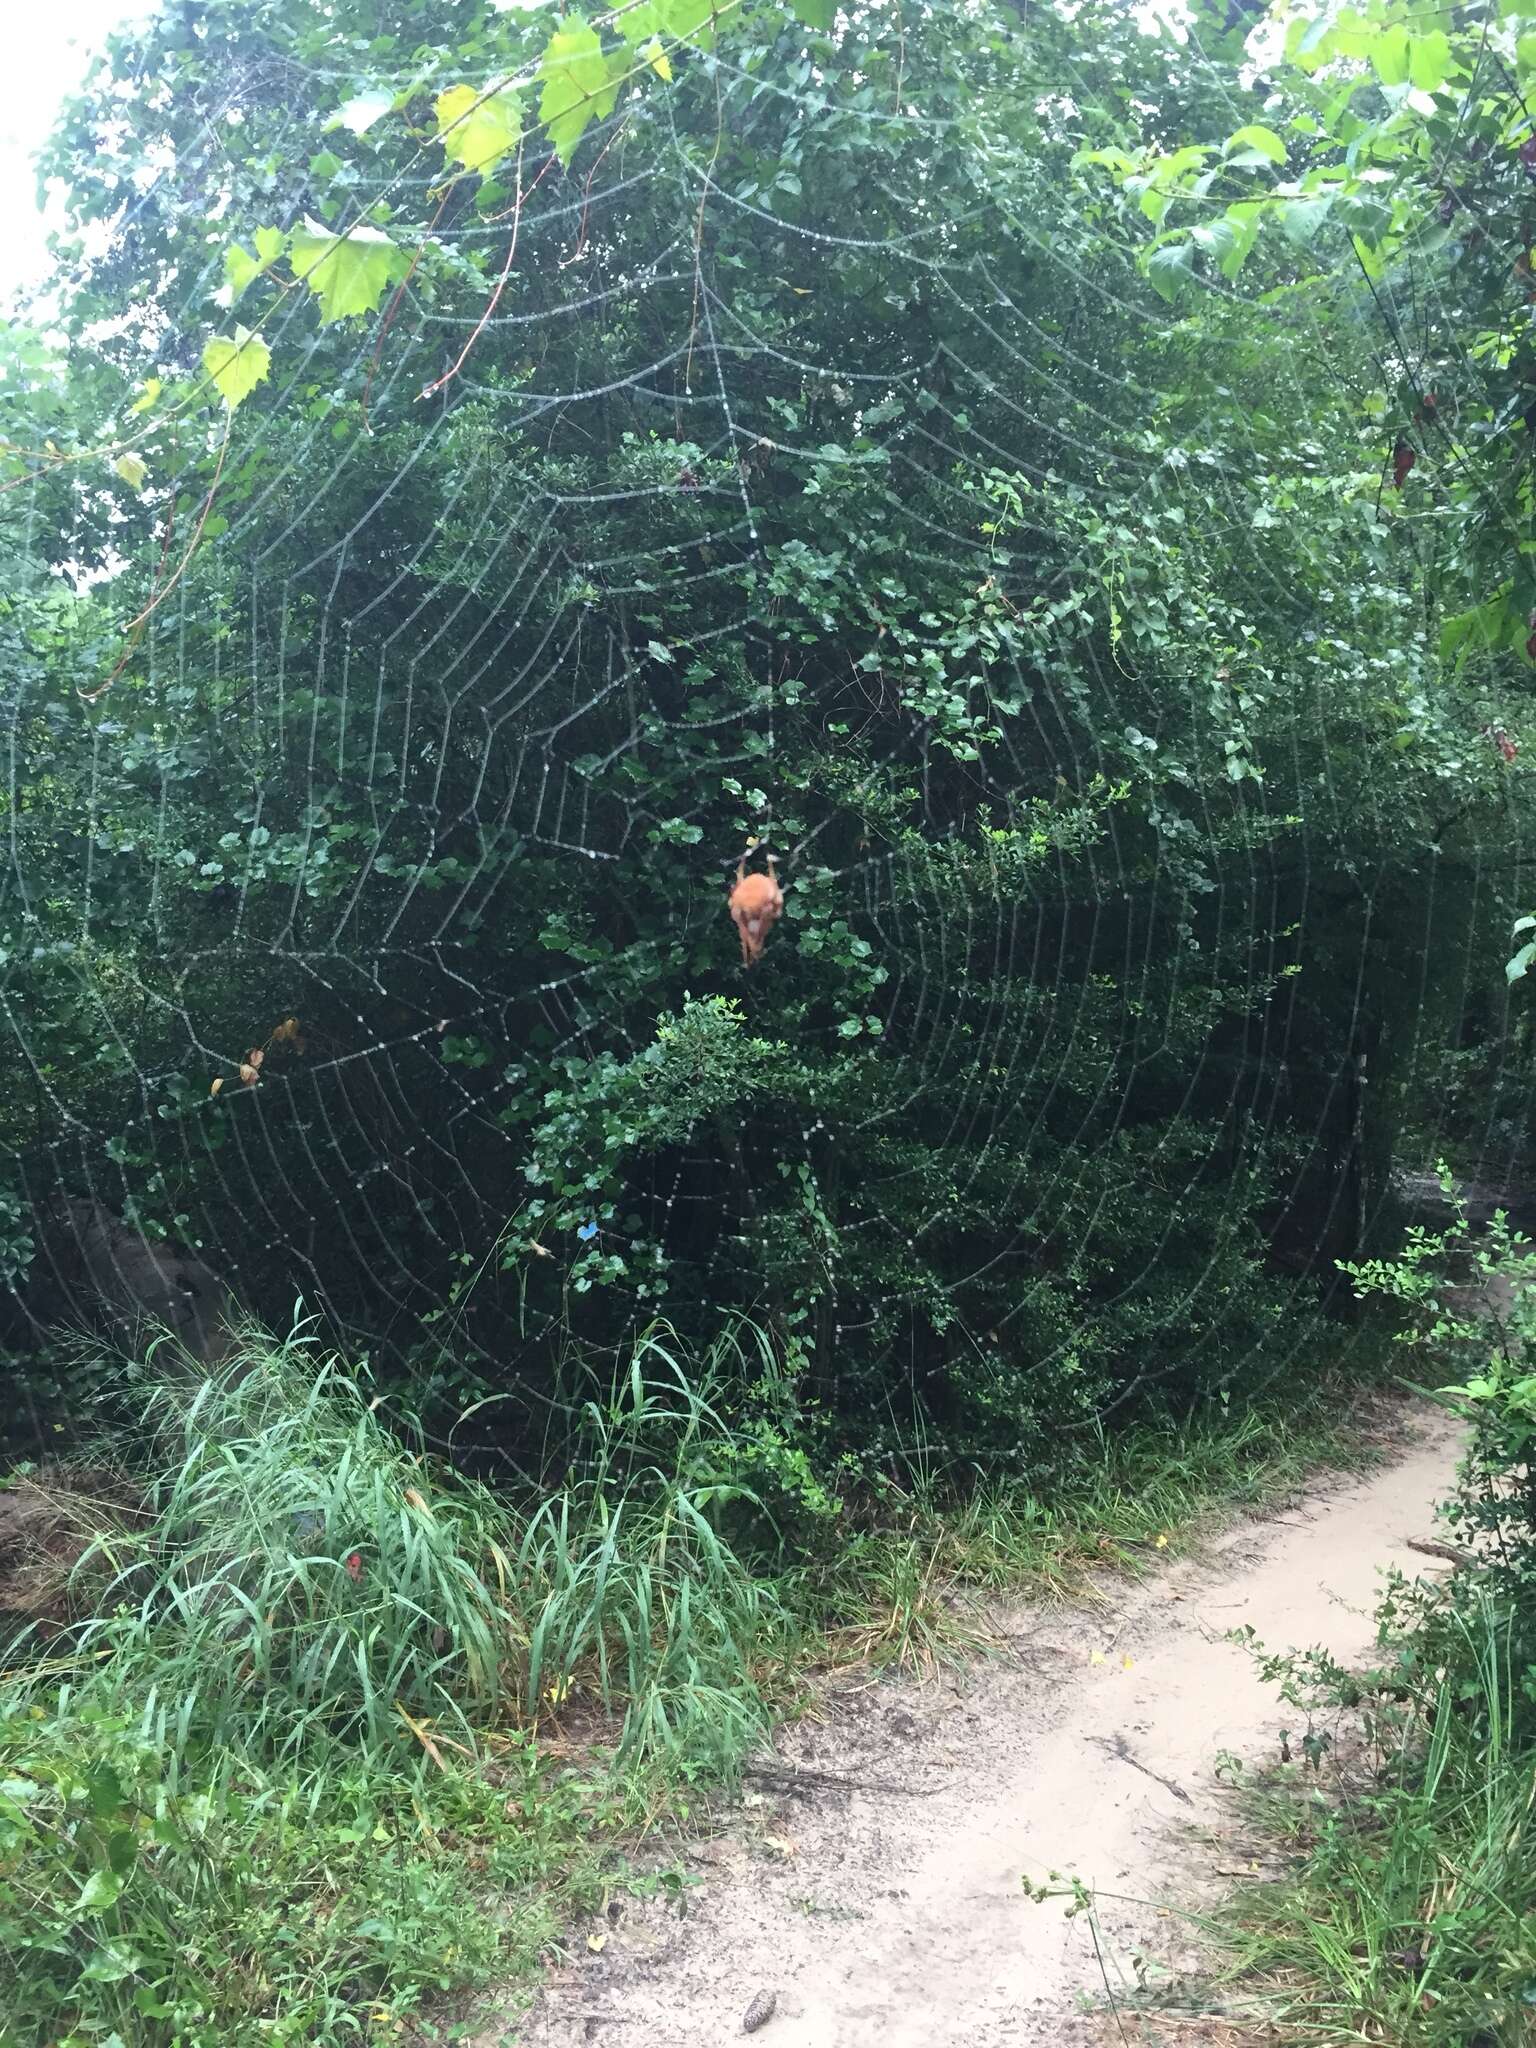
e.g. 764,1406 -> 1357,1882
744,1762 -> 941,1799
1087,1733 -> 1194,1807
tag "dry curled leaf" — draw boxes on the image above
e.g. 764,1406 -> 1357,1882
240,1063 -> 258,1086
248,1048 -> 265,1069
209,1077 -> 223,1096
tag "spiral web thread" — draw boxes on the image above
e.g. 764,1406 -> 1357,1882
3,12 -> 1529,1464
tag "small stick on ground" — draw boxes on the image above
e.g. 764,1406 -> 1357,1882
1087,1733 -> 1194,1806
744,1762 -> 941,1798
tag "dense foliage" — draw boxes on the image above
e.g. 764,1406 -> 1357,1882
5,0 -> 1536,2040
1213,1196 -> 1536,2044
0,0 -> 1531,1473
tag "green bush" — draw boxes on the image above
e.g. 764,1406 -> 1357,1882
0,1703 -> 566,2048
0,1320 -> 786,2043
1215,1186 -> 1536,2043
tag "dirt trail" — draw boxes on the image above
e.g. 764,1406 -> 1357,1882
492,1403 -> 1462,2048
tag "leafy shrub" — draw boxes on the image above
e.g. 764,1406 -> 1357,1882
1344,1173 -> 1536,1661
1215,1185 -> 1536,2042
0,1699 -> 571,2048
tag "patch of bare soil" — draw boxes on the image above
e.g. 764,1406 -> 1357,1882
477,1401 -> 1462,2048
0,1464 -> 143,1641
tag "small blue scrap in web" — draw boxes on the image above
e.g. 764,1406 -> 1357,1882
577,1220 -> 599,1241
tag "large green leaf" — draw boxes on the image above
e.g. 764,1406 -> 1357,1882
202,326 -> 271,411
1408,30 -> 1452,91
435,82 -> 523,181
75,1868 -> 125,1915
1213,201 -> 1263,279
658,0 -> 717,38
1370,23 -> 1411,86
538,22 -> 620,167
223,224 -> 287,306
1440,588 -> 1513,667
1224,123 -> 1286,166
1279,194 -> 1333,247
1145,240 -> 1197,303
288,217 -> 409,323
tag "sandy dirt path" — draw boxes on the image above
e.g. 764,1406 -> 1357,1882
488,1401 -> 1461,2048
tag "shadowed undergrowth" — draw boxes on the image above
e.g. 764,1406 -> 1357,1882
0,1317 -> 1382,2047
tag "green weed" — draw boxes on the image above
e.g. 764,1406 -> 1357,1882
1205,1189 -> 1536,2045
0,1317 -> 1384,2047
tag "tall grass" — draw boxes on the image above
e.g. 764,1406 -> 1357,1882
1218,1590 -> 1534,2045
516,1324 -> 795,1768
59,1334 -> 512,1756
6,1318 -> 794,1770
0,1315 -> 1378,2047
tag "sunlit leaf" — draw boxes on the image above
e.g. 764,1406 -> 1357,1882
641,35 -> 673,80
1408,29 -> 1451,91
1370,23 -> 1411,86
657,0 -> 716,46
223,224 -> 286,306
618,1 -> 660,40
1224,123 -> 1285,165
128,377 -> 162,415
434,82 -> 523,180
538,22 -> 620,167
789,0 -> 834,28
76,1868 -> 124,1915
202,327 -> 271,411
288,217 -> 409,323
113,451 -> 148,492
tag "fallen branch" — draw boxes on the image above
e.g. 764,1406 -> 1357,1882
1403,1537 -> 1472,1567
744,1762 -> 941,1799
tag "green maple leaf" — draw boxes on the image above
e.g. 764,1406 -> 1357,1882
435,82 -> 523,181
288,216 -> 409,323
538,22 -> 621,167
202,327 -> 271,411
223,224 -> 287,306
658,0 -> 716,39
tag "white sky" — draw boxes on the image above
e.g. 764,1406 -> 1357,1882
2,7 -> 139,303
